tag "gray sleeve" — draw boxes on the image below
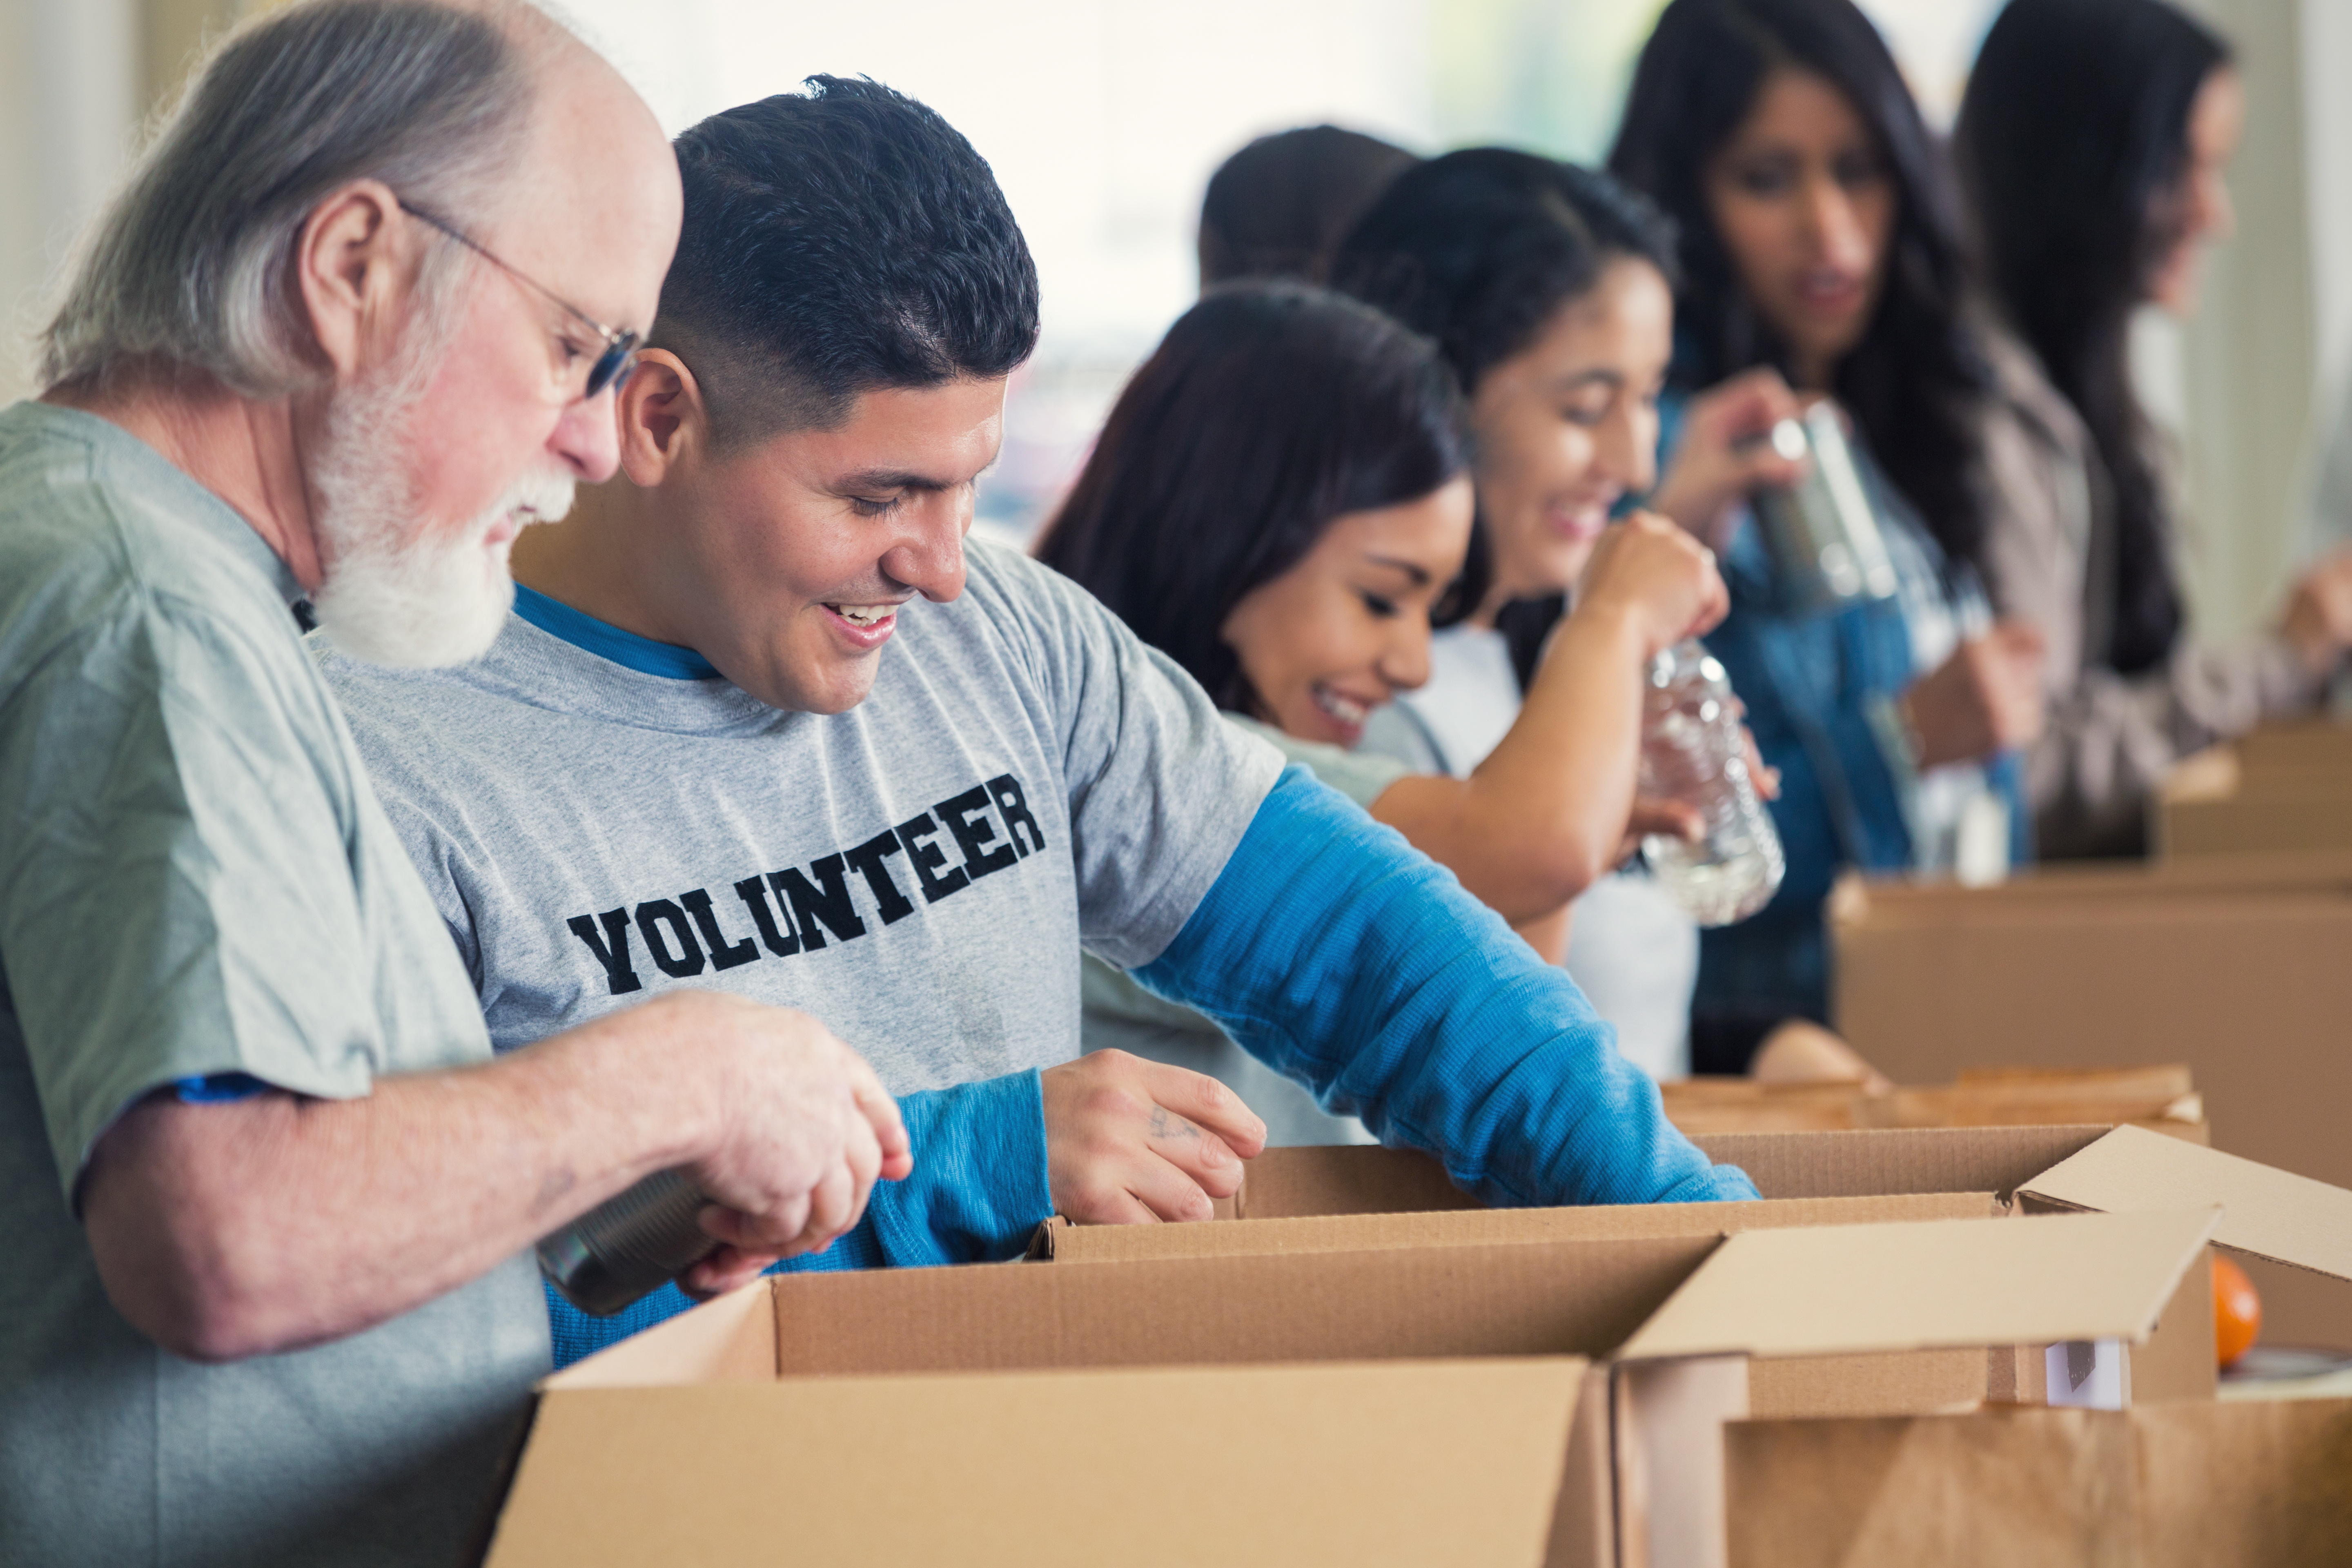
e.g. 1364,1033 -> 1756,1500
1222,713 -> 1410,809
0,601 -> 384,1192
973,543 -> 1285,968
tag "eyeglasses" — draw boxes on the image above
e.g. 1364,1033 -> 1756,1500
398,199 -> 640,399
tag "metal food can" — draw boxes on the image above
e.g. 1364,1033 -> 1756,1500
536,1168 -> 722,1317
1751,402 -> 1900,614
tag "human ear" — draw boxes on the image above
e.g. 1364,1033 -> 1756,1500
294,179 -> 412,384
615,349 -> 709,487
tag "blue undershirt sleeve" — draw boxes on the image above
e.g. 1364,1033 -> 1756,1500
543,1072 -> 1052,1369
1135,766 -> 1757,1208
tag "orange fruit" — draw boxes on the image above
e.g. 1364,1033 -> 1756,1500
2214,1254 -> 2261,1369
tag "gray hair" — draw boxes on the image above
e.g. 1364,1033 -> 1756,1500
39,1 -> 542,397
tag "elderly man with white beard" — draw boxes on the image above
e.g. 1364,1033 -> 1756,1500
0,4 -> 909,1565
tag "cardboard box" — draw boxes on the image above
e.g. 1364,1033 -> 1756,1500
2236,718 -> 2352,773
1832,864 -> 2352,1346
1035,1192 -> 2007,1421
1077,1128 -> 2222,1403
1722,1398 -> 2352,1567
2158,725 -> 2352,859
482,1207 -> 2219,1568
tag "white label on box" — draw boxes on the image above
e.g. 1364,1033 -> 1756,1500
2044,1339 -> 2129,1409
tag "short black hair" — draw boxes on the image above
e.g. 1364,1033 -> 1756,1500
1331,148 -> 1679,395
654,76 -> 1042,447
1197,125 -> 1420,288
1034,282 -> 1479,716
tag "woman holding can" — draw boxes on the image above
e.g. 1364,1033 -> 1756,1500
1603,0 -> 2048,1071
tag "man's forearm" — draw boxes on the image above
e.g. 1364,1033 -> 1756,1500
83,996 -> 723,1362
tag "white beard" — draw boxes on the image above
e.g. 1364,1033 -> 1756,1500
307,370 -> 577,669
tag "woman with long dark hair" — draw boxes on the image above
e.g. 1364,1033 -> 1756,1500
1038,281 -> 1745,1117
1330,148 -> 1862,1083
1605,0 -> 2048,1070
1957,0 -> 2352,857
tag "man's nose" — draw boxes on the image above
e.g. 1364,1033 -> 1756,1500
880,491 -> 969,602
548,389 -> 624,484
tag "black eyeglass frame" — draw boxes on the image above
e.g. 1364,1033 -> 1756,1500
397,198 -> 640,399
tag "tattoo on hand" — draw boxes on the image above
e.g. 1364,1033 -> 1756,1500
1147,1105 -> 1199,1142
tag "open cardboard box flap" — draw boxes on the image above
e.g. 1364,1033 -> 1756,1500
1619,1209 -> 2217,1363
490,1358 -> 1586,1568
2020,1123 -> 2352,1283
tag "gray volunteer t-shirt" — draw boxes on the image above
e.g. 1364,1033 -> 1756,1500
0,403 -> 548,1568
316,539 -> 1285,1090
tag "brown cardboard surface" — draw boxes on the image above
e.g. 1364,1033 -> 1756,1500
488,1359 -> 1585,1568
1658,1068 -> 2208,1140
1832,868 -> 2352,1347
540,1269 -> 774,1390
1690,1125 -> 2116,1201
1037,1192 -> 1999,1264
1209,1127 -> 2117,1220
769,1235 -> 1718,1376
2237,719 -> 2352,773
1038,1194 -> 2000,1424
1233,1143 -> 1481,1217
2161,794 -> 2352,858
1722,1397 -> 2352,1568
1620,1210 -> 2218,1363
2021,1123 -> 2352,1283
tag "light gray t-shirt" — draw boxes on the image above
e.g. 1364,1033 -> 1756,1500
0,402 -> 548,1568
1079,713 -> 1396,1146
316,540 -> 1284,1091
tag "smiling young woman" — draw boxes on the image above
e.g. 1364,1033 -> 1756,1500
1036,281 -> 1729,1129
1332,149 -> 1796,1081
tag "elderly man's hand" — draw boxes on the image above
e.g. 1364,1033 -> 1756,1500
1042,1050 -> 1268,1224
666,993 -> 912,1297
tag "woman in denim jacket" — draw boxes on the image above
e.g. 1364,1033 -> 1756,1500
1609,0 -> 2047,1070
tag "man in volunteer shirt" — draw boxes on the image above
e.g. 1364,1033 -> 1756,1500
320,77 -> 1757,1363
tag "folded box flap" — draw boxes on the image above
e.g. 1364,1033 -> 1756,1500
2020,1123 -> 2352,1283
1617,1210 -> 2218,1362
488,1359 -> 1586,1568
539,1273 -> 777,1391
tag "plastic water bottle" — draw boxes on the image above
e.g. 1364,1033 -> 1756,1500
1638,639 -> 1785,927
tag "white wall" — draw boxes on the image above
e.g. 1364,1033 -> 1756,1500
0,0 -> 140,403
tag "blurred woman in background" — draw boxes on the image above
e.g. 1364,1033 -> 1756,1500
1037,281 -> 1733,1136
1957,0 -> 2352,858
1605,0 -> 2047,1071
1332,150 -> 1820,1081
